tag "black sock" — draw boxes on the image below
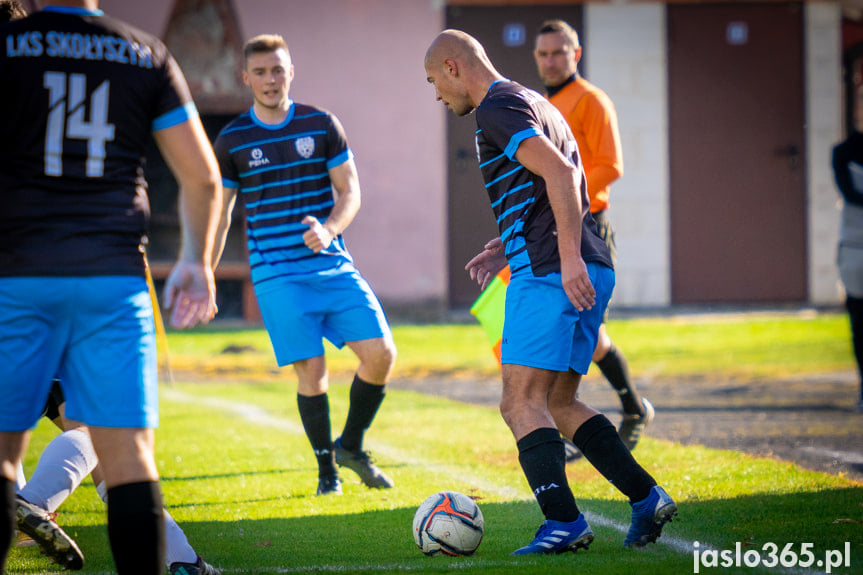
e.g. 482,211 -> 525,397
517,428 -> 579,522
1,477 -> 14,570
297,393 -> 336,477
572,414 -> 655,503
596,345 -> 643,415
339,374 -> 386,452
106,481 -> 165,574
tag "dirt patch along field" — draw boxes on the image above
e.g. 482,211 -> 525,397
388,370 -> 863,482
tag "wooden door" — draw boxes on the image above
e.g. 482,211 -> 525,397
668,3 -> 807,303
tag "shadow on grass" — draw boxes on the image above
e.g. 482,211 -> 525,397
8,487 -> 861,574
160,467 -> 307,483
160,463 -> 414,485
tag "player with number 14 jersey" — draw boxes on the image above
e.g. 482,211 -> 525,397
0,6 -> 196,277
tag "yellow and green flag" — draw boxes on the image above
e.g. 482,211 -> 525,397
469,265 -> 510,364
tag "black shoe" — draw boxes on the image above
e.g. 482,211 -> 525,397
169,555 -> 221,575
316,474 -> 343,496
16,496 -> 84,570
334,437 -> 394,488
618,398 -> 655,451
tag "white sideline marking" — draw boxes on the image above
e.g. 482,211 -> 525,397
162,388 -> 526,499
584,512 -> 691,555
163,389 -> 307,435
161,389 -> 810,575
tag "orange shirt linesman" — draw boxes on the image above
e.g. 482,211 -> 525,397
546,66 -> 622,214
534,20 -> 653,457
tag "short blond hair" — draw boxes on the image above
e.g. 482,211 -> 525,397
243,34 -> 289,67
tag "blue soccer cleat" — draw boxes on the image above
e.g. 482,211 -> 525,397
510,514 -> 594,556
624,486 -> 677,548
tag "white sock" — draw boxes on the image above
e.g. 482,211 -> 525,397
164,508 -> 198,565
97,482 -> 199,567
18,429 -> 98,512
15,460 -> 26,491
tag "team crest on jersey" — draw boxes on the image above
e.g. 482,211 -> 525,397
295,136 -> 315,159
248,148 -> 270,168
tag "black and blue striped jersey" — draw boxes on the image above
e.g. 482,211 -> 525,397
475,80 -> 612,277
0,6 -> 197,277
214,102 -> 356,285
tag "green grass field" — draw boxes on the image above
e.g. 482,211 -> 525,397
9,311 -> 863,574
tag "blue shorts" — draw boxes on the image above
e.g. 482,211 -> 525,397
501,263 -> 614,374
0,276 -> 158,431
255,269 -> 392,366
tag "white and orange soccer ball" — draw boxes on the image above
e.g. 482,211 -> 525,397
412,491 -> 484,556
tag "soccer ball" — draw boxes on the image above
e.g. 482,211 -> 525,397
412,491 -> 484,556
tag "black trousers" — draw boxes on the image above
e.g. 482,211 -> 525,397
846,295 -> 863,397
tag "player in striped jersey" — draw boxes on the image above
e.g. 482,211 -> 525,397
214,35 -> 396,496
425,29 -> 676,556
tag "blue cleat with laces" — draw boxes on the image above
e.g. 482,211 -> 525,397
510,514 -> 594,556
624,486 -> 677,548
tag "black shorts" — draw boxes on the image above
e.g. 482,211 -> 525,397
41,379 -> 65,421
592,210 -> 617,266
592,210 -> 617,322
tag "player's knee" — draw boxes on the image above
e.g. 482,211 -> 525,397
377,338 -> 397,371
499,395 -> 529,431
358,338 -> 396,382
499,400 -> 516,430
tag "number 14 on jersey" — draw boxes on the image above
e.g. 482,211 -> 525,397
43,71 -> 115,178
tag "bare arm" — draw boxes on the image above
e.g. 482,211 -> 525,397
211,186 -> 238,269
153,115 -> 223,328
302,158 -> 362,252
514,135 -> 595,310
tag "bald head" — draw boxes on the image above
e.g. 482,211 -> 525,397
424,29 -> 503,117
424,29 -> 491,72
